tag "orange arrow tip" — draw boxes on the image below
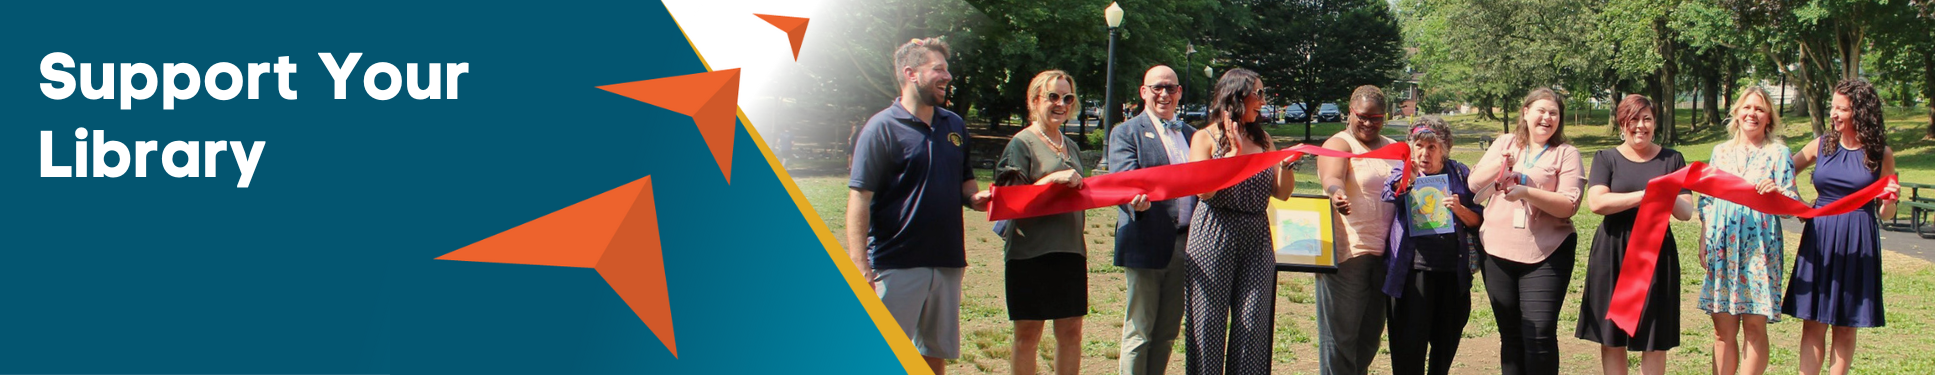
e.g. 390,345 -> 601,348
754,14 -> 809,60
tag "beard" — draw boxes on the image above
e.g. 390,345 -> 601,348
916,80 -> 948,107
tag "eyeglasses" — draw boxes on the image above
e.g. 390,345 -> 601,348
1145,83 -> 1180,94
1044,92 -> 1076,105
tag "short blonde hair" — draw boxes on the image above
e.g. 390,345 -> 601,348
1726,86 -> 1782,147
1025,70 -> 1079,125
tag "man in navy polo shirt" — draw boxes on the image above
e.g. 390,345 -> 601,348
845,37 -> 988,375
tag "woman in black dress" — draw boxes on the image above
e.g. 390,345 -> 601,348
1575,95 -> 1695,375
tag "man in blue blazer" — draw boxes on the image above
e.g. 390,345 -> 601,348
1107,65 -> 1197,375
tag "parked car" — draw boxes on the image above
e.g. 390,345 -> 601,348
1183,104 -> 1207,122
1259,105 -> 1277,123
1282,103 -> 1310,123
1316,103 -> 1343,123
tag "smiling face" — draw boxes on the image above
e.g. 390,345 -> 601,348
903,50 -> 951,106
1140,66 -> 1181,120
1348,98 -> 1386,142
1734,91 -> 1772,143
1522,99 -> 1562,145
1621,109 -> 1657,148
1830,92 -> 1853,135
1031,78 -> 1075,126
1241,79 -> 1263,122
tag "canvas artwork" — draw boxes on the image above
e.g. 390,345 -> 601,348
1269,195 -> 1336,272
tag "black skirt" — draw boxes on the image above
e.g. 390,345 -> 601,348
1006,252 -> 1089,321
1575,212 -> 1680,351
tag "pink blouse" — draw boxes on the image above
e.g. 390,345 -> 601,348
1468,133 -> 1585,263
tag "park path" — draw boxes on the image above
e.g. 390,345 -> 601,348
1778,217 -> 1935,263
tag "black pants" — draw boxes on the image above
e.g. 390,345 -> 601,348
1387,270 -> 1469,375
1481,234 -> 1576,375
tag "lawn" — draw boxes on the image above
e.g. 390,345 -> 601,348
791,107 -> 1935,374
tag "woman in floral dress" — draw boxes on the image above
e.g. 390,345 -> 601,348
1697,86 -> 1796,375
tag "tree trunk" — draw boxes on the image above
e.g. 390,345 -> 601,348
1658,41 -> 1678,147
1476,94 -> 1497,122
1723,54 -> 1739,112
1925,50 -> 1934,139
1795,43 -> 1829,137
1502,93 -> 1513,134
1703,68 -> 1722,130
1838,22 -> 1865,81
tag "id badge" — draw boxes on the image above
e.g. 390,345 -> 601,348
1512,205 -> 1529,229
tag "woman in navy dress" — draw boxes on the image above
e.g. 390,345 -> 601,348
1784,78 -> 1901,375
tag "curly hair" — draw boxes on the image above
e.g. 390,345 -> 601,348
1024,70 -> 1078,126
1512,87 -> 1569,148
1408,115 -> 1453,147
1824,78 -> 1887,172
1207,68 -> 1268,148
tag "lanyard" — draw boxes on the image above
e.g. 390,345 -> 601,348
1518,144 -> 1549,171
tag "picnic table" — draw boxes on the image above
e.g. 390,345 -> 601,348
1896,182 -> 1935,238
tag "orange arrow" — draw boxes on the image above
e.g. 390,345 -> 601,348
439,176 -> 679,357
598,69 -> 742,184
754,14 -> 809,60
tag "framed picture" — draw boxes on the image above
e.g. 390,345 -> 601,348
1270,194 -> 1338,273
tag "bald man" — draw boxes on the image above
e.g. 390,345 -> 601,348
1107,65 -> 1196,375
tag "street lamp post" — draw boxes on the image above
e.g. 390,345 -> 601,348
1102,2 -> 1124,144
1185,42 -> 1195,121
1203,65 -> 1214,107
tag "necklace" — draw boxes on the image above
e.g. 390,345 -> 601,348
1033,124 -> 1068,159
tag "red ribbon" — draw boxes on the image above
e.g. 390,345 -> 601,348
987,143 -> 1412,221
1609,161 -> 1899,335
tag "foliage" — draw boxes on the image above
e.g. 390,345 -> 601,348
1225,0 -> 1406,117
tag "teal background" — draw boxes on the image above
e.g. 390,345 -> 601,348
0,1 -> 900,373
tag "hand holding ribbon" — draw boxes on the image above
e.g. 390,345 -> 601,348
987,143 -> 1413,221
1608,161 -> 1899,335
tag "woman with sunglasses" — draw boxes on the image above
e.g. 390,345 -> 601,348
1314,85 -> 1404,375
993,70 -> 1090,375
1182,68 -> 1297,375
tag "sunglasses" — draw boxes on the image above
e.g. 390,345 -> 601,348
1145,83 -> 1180,93
1044,92 -> 1077,105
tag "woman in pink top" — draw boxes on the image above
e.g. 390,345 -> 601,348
1466,88 -> 1586,375
1315,85 -> 1404,374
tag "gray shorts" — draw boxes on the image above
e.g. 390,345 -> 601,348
873,267 -> 964,359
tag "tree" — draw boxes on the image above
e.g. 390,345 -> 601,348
1871,0 -> 1935,138
776,0 -> 986,149
1403,0 -> 1603,133
1683,0 -> 1892,136
1229,0 -> 1405,136
958,0 -> 1220,139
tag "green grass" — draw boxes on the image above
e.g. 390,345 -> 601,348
797,107 -> 1935,373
